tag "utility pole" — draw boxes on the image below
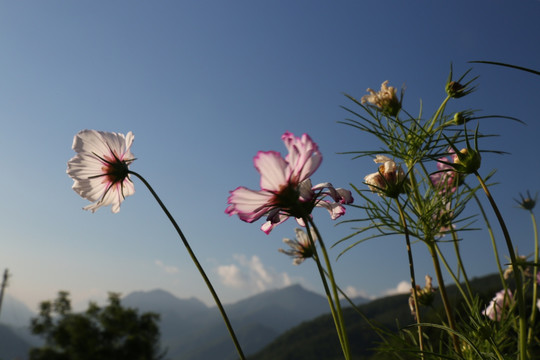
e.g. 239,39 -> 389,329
0,269 -> 10,319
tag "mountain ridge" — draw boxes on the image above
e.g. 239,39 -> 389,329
0,283 -> 370,360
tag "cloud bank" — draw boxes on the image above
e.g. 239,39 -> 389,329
217,254 -> 292,294
155,259 -> 180,274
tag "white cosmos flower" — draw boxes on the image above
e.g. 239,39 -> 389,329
67,129 -> 135,213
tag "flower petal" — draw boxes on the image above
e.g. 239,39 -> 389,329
226,187 -> 273,223
282,132 -> 322,182
254,151 -> 289,192
316,200 -> 346,220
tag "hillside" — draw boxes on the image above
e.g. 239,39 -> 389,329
249,274 -> 503,360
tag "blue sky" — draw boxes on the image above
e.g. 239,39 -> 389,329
1,1 -> 540,313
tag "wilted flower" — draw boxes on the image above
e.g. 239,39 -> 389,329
364,155 -> 407,198
226,132 -> 353,234
482,289 -> 514,321
515,190 -> 538,211
278,228 -> 317,265
67,130 -> 135,213
409,275 -> 437,320
361,80 -> 401,117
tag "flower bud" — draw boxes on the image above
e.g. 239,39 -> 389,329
446,81 -> 465,98
445,65 -> 477,98
453,148 -> 481,174
453,112 -> 468,125
515,190 -> 537,211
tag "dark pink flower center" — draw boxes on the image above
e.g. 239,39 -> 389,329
269,182 -> 313,219
91,151 -> 133,187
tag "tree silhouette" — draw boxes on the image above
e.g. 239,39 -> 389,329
29,291 -> 166,360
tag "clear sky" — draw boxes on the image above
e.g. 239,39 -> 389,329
1,1 -> 540,313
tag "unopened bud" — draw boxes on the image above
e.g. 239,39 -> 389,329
446,81 -> 465,98
454,148 -> 481,174
453,112 -> 468,125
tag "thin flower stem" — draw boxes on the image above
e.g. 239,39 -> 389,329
427,95 -> 450,133
304,223 -> 345,357
394,198 -> 424,358
306,218 -> 351,360
527,210 -> 538,346
469,189 -> 507,292
129,171 -> 246,360
333,280 -> 406,360
433,243 -> 473,310
450,229 -> 474,301
427,241 -> 461,354
473,171 -> 527,360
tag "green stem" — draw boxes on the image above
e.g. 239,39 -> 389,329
306,218 -> 351,360
129,171 -> 246,360
333,281 -> 406,360
474,171 -> 527,360
304,223 -> 344,357
427,95 -> 451,133
527,211 -> 538,346
426,241 -> 461,354
469,189 -> 507,292
450,229 -> 474,301
394,198 -> 424,357
433,243 -> 472,310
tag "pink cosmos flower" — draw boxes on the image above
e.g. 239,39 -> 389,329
67,129 -> 135,213
430,151 -> 459,195
225,132 -> 353,234
482,289 -> 513,321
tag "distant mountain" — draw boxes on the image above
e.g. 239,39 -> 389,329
0,294 -> 35,328
0,284 -> 372,360
0,293 -> 41,360
122,284 -> 370,360
123,288 -> 208,319
0,323 -> 32,360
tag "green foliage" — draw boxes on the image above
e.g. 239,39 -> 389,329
29,291 -> 166,360
333,66 -> 540,359
250,274 -> 509,360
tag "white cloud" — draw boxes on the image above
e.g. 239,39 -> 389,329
382,280 -> 411,296
339,285 -> 374,300
217,254 -> 292,294
281,272 -> 292,287
216,264 -> 246,288
155,260 -> 180,274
